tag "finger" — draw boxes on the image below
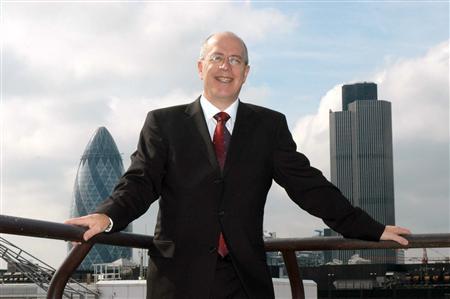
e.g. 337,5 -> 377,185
64,217 -> 90,227
83,226 -> 103,241
394,226 -> 411,234
392,234 -> 409,246
64,218 -> 76,225
83,229 -> 95,241
382,231 -> 409,246
386,225 -> 411,235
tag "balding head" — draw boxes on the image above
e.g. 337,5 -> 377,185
197,31 -> 250,110
199,32 -> 249,65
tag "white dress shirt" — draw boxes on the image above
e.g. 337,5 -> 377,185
200,95 -> 238,140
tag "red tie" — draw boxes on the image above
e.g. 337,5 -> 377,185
213,112 -> 231,257
213,112 -> 231,169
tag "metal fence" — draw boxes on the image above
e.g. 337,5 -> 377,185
0,214 -> 449,299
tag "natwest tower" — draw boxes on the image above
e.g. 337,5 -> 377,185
329,82 -> 397,264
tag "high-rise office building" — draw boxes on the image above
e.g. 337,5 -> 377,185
342,82 -> 377,111
329,83 -> 397,264
70,127 -> 132,270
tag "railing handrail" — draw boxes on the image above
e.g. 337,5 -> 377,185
1,214 -> 449,299
264,234 -> 450,251
1,214 -> 449,251
0,214 -> 153,249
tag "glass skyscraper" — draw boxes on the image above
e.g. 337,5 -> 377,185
329,83 -> 397,264
70,127 -> 132,270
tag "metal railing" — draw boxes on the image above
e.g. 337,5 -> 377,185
0,236 -> 98,298
0,214 -> 449,299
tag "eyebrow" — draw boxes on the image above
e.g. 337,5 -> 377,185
210,52 -> 243,59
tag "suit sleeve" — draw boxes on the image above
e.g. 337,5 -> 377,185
95,111 -> 167,232
272,114 -> 385,241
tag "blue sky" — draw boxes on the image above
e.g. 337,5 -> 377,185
246,2 -> 449,118
1,1 -> 448,267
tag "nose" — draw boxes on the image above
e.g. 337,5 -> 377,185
218,59 -> 230,71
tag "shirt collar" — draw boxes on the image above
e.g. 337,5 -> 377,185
200,95 -> 239,121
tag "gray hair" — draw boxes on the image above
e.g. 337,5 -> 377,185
199,32 -> 249,65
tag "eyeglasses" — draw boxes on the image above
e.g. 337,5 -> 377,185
207,53 -> 245,66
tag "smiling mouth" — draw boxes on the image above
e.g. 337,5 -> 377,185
215,76 -> 233,83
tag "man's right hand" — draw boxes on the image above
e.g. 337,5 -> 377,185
65,213 -> 110,241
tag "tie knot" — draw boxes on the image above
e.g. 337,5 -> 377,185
214,112 -> 230,123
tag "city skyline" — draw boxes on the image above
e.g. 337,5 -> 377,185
1,2 -> 448,267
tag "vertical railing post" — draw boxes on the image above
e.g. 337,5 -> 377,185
47,242 -> 94,299
281,249 -> 305,299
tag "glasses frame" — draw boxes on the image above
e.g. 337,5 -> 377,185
207,53 -> 245,67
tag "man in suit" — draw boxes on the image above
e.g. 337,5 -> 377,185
66,31 -> 410,299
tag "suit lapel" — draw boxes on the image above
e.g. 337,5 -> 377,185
223,101 -> 258,176
184,99 -> 259,177
184,98 -> 219,171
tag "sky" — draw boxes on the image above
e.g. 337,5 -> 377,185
1,1 -> 449,268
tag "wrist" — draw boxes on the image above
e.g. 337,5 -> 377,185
104,217 -> 113,232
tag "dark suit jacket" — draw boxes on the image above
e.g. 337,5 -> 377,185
96,98 -> 385,299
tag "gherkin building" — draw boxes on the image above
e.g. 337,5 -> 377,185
70,127 -> 132,270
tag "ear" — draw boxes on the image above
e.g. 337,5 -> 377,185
242,65 -> 250,83
197,60 -> 204,80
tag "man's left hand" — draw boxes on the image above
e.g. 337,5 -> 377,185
380,225 -> 411,246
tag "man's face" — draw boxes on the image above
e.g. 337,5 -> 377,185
198,34 -> 250,106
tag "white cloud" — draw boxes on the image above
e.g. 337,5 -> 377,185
262,85 -> 342,238
260,41 -> 449,263
376,40 -> 449,143
4,3 -> 297,97
263,183 -> 325,238
278,41 -> 449,242
291,84 -> 342,178
1,2 -> 297,267
2,2 -> 447,268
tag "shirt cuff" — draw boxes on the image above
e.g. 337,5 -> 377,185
104,217 -> 113,233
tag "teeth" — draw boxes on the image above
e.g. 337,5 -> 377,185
216,77 -> 232,83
